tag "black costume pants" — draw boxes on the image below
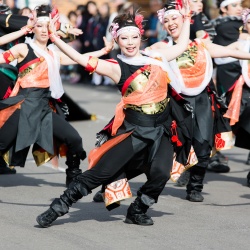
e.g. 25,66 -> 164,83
76,134 -> 173,202
0,109 -> 83,159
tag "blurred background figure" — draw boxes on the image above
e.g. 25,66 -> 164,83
18,6 -> 31,16
105,0 -> 127,60
5,0 -> 19,14
72,1 -> 99,84
91,2 -> 111,86
60,10 -> 81,82
144,0 -> 164,47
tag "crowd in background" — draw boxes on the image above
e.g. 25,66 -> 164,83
7,0 -> 250,86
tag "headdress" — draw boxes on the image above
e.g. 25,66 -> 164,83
157,0 -> 182,24
110,12 -> 145,39
242,8 -> 250,26
220,0 -> 242,8
0,4 -> 11,14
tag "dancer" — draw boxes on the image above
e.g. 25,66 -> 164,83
0,4 -> 97,186
0,2 -> 94,123
36,0 -> 192,227
221,9 -> 250,186
176,0 -> 229,187
149,0 -> 250,202
0,4 -> 35,174
208,0 -> 244,173
0,2 -> 93,175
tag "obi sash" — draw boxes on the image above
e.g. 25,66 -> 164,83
10,56 -> 49,97
167,37 -> 213,96
224,39 -> 250,125
112,64 -> 170,135
0,57 -> 50,128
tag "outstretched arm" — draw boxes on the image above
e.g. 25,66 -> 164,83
49,16 -> 120,83
0,11 -> 36,46
59,36 -> 114,65
206,42 -> 250,59
0,43 -> 27,64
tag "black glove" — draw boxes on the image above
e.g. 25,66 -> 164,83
95,131 -> 109,147
58,101 -> 69,117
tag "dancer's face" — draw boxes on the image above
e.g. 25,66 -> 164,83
163,14 -> 183,40
117,31 -> 141,57
33,21 -> 50,43
221,1 -> 243,17
190,0 -> 203,14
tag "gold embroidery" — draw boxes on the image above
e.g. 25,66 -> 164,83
176,44 -> 198,68
124,69 -> 150,97
124,67 -> 168,114
18,59 -> 43,78
126,98 -> 169,114
5,14 -> 12,27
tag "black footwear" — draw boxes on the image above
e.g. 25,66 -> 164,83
247,172 -> 250,187
0,165 -> 16,174
246,152 -> 250,165
93,190 -> 104,202
125,213 -> 153,225
0,155 -> 16,174
36,208 -> 58,228
207,152 -> 230,173
124,198 -> 154,226
207,162 -> 230,173
175,169 -> 190,187
186,190 -> 204,202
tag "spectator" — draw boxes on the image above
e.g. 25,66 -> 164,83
144,0 -> 164,46
18,7 -> 31,17
73,1 -> 98,84
92,2 -> 111,86
61,10 -> 81,82
5,0 -> 19,14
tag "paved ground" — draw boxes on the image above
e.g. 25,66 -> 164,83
1,82 -> 250,250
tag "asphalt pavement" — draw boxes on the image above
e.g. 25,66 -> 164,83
1,82 -> 250,250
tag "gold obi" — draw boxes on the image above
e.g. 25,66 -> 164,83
18,57 -> 44,78
126,98 -> 169,114
123,67 -> 168,114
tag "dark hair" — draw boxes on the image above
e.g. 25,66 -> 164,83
109,10 -> 145,33
164,0 -> 177,10
217,0 -> 228,15
35,4 -> 52,17
18,6 -> 32,16
68,10 -> 77,19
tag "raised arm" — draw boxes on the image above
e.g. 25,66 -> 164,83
147,0 -> 191,61
0,11 -> 36,46
49,17 -> 120,83
205,42 -> 250,59
59,36 -> 114,65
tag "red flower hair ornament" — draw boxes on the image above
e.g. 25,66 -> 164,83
134,14 -> 145,35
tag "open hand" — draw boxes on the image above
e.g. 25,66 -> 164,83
103,36 -> 114,54
27,10 -> 37,30
67,27 -> 83,36
179,0 -> 191,18
49,13 -> 59,35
